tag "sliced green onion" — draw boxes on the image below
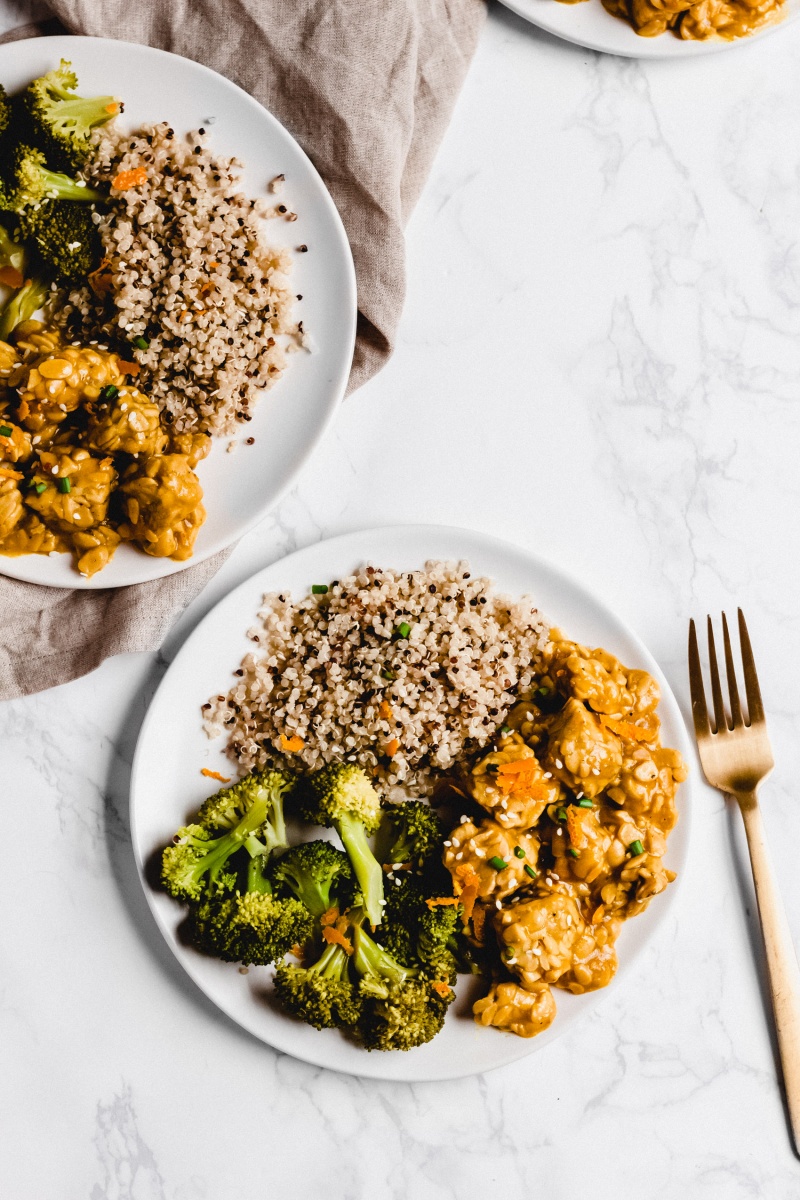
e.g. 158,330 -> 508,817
100,384 -> 119,402
34,482 -> 47,494
132,336 -> 150,350
537,686 -> 550,696
556,807 -> 568,822
396,621 -> 411,639
513,846 -> 526,859
488,855 -> 507,871
311,584 -> 328,594
567,848 -> 579,859
58,476 -> 71,494
0,424 -> 12,437
577,798 -> 593,809
499,724 -> 511,735
628,839 -> 644,856
524,864 -> 538,879
381,668 -> 396,681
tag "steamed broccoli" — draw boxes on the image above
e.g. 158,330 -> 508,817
20,59 -> 120,171
350,908 -> 452,1051
273,938 -> 362,1030
0,84 -> 10,141
24,199 -> 100,281
0,275 -> 47,340
6,145 -> 103,215
381,876 -> 459,984
268,839 -> 354,918
374,800 -> 444,871
187,854 -> 313,966
160,768 -> 297,902
299,763 -> 385,928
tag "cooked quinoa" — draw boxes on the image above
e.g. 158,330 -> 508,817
203,561 -> 551,794
52,122 -> 300,436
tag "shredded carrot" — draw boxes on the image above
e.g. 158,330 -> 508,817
471,905 -> 487,943
208,260 -> 220,268
280,733 -> 304,753
0,266 -> 24,289
425,896 -> 459,910
453,864 -> 480,922
496,759 -> 551,799
116,359 -> 140,376
379,700 -> 393,720
104,101 -> 120,115
201,768 -> 231,783
320,907 -> 339,928
386,737 -> 400,758
112,167 -> 148,190
600,715 -> 658,743
322,926 -> 353,955
0,467 -> 22,480
289,943 -> 305,959
178,309 -> 190,322
431,980 -> 452,998
565,806 -> 588,850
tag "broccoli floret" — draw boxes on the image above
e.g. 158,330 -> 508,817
160,768 -> 297,902
6,145 -> 103,214
273,939 -> 362,1030
351,906 -> 416,997
20,59 -> 120,171
357,978 -> 452,1052
0,84 -> 10,141
381,876 -> 459,984
24,200 -> 100,281
375,800 -> 444,871
268,839 -> 354,918
0,275 -> 47,341
299,762 -> 385,928
187,855 -> 313,966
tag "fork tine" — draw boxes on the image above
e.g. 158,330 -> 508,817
738,609 -> 765,726
688,619 -> 710,740
721,612 -> 743,728
707,616 -> 727,734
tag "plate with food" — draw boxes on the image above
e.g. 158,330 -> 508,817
500,0 -> 800,57
130,525 -> 692,1081
0,37 -> 356,587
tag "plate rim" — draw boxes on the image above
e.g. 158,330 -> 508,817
0,35 -> 357,589
498,0 -> 800,58
129,522 -> 694,1081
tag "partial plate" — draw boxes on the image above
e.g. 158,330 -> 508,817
0,37 -> 356,588
500,0 -> 800,58
130,525 -> 693,1082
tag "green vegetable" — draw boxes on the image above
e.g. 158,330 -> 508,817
6,145 -> 103,214
131,335 -> 149,350
395,621 -> 411,639
186,853 -> 312,966
57,476 -> 71,494
577,798 -> 593,809
524,864 -> 538,879
556,807 -> 568,822
567,848 -> 579,859
20,59 -> 119,172
374,800 -> 444,872
499,725 -> 511,735
24,200 -> 101,282
160,767 -> 298,902
311,584 -> 328,594
268,839 -> 354,918
381,668 -> 396,681
488,855 -> 507,870
298,762 -> 384,927
629,839 -> 644,857
273,939 -> 362,1030
513,846 -> 526,859
0,276 -> 48,340
34,482 -> 47,494
100,384 -> 119,401
0,425 -> 12,437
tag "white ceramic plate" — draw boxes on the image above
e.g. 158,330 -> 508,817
130,525 -> 693,1081
500,0 -> 800,58
0,37 -> 356,588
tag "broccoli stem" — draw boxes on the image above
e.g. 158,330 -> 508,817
247,854 -> 272,894
0,278 -> 47,341
37,166 -> 102,203
336,812 -> 384,928
352,911 -> 415,998
310,940 -> 350,981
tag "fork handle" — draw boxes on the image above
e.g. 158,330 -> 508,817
739,795 -> 800,1156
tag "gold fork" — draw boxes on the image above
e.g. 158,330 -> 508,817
689,610 -> 800,1155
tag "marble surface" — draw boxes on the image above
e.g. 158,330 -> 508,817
3,2 -> 800,1196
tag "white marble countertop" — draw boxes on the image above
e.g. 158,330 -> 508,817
3,2 -> 800,1197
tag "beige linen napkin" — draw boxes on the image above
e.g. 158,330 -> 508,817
0,0 -> 485,700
